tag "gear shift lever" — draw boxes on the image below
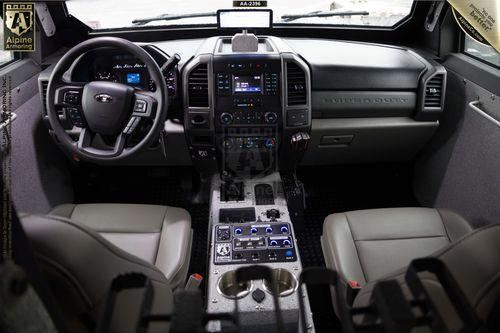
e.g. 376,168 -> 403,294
290,132 -> 311,166
291,132 -> 310,153
220,171 -> 244,202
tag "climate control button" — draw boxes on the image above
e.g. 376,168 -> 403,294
264,112 -> 278,124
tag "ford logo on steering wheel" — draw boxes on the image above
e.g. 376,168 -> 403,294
94,93 -> 113,103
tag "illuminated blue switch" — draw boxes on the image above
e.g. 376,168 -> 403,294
234,228 -> 243,235
285,250 -> 293,257
250,227 -> 258,234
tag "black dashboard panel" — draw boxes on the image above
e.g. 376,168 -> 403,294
283,38 -> 427,91
39,36 -> 445,166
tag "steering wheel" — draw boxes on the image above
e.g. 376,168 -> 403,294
46,37 -> 168,162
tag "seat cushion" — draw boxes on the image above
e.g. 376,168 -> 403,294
50,203 -> 192,289
321,207 -> 472,287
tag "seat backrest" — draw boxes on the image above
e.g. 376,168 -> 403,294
20,214 -> 173,333
432,223 -> 500,324
354,223 -> 500,332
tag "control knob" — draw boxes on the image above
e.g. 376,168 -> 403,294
223,138 -> 234,149
264,137 -> 276,149
220,113 -> 233,125
264,112 -> 278,124
266,209 -> 280,219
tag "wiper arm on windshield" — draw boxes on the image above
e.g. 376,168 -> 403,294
132,12 -> 217,26
280,10 -> 369,23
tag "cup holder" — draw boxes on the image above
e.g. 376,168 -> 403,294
217,270 -> 253,299
263,268 -> 298,297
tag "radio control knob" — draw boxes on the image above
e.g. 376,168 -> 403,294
223,138 -> 234,149
264,112 -> 278,124
220,113 -> 233,125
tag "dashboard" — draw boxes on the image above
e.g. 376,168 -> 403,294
39,36 -> 447,167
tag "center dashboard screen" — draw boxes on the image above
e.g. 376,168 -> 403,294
233,75 -> 262,93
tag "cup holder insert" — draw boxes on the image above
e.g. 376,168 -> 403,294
263,268 -> 298,297
217,270 -> 253,299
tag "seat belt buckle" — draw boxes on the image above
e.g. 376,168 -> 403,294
185,273 -> 203,290
348,280 -> 361,289
346,279 -> 362,305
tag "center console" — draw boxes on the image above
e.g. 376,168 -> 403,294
206,173 -> 314,332
183,36 -> 315,332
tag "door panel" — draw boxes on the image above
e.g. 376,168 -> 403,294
414,55 -> 500,227
1,64 -> 73,214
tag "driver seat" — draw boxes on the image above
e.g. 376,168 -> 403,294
20,203 -> 192,332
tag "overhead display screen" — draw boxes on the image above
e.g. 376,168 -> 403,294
217,9 -> 272,29
233,75 -> 263,93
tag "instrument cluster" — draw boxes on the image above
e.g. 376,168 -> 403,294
73,49 -> 178,97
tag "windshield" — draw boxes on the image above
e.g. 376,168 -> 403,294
66,0 -> 414,30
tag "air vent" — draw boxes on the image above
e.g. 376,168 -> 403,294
424,74 -> 444,108
188,64 -> 209,107
287,63 -> 307,106
40,80 -> 48,116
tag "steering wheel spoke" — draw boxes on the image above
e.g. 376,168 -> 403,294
131,90 -> 158,119
75,128 -> 126,158
54,83 -> 87,128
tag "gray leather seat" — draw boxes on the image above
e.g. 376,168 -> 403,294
20,203 -> 193,333
353,223 -> 500,332
321,208 -> 472,288
321,207 -> 500,331
49,203 -> 193,289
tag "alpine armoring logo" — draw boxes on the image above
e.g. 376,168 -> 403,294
3,2 -> 35,52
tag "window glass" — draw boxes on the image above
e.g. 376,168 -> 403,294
464,34 -> 500,68
0,19 -> 14,67
66,0 -> 414,30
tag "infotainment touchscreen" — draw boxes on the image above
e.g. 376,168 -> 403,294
233,75 -> 263,93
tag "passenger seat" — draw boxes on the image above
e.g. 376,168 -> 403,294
321,208 -> 472,289
321,207 -> 500,330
